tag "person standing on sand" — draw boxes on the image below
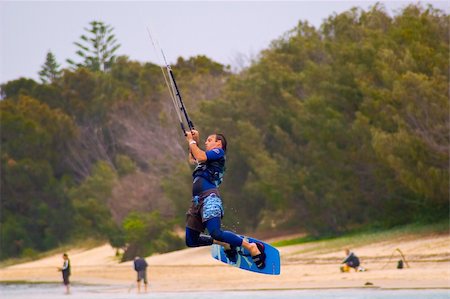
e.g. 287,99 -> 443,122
57,253 -> 71,294
133,256 -> 148,293
184,130 -> 266,269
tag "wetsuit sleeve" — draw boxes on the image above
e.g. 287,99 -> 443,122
205,148 -> 224,161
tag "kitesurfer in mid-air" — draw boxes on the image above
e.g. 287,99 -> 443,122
184,130 -> 266,269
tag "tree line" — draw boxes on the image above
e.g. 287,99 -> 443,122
1,4 -> 448,260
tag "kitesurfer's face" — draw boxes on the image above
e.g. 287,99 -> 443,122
205,135 -> 222,151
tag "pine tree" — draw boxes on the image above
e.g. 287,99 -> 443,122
67,20 -> 121,72
38,51 -> 61,83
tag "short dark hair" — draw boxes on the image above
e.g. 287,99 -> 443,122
215,133 -> 227,152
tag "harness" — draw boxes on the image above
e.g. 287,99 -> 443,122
193,156 -> 226,187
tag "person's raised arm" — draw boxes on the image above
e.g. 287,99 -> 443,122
186,131 -> 207,162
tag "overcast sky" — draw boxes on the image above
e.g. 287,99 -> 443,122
1,1 -> 448,84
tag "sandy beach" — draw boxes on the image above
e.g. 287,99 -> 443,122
1,232 -> 449,292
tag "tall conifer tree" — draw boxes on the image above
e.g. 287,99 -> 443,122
38,51 -> 61,83
67,21 -> 120,72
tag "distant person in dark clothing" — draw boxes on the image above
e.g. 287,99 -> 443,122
341,249 -> 365,272
133,256 -> 148,293
57,253 -> 71,294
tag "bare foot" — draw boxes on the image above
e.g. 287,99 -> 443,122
242,241 -> 261,257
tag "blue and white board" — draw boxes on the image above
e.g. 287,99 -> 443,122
211,236 -> 280,275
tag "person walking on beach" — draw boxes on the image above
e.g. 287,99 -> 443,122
57,253 -> 71,294
184,130 -> 266,269
341,249 -> 366,272
133,256 -> 148,293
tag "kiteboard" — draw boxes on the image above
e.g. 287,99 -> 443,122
211,236 -> 280,275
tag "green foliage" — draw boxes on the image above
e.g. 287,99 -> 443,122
39,51 -> 62,83
1,156 -> 74,258
0,78 -> 38,99
120,211 -> 184,261
69,161 -> 119,237
161,163 -> 192,222
271,235 -> 333,247
175,55 -> 230,77
0,96 -> 78,258
1,96 -> 77,170
115,154 -> 137,177
371,72 -> 448,204
67,20 -> 120,72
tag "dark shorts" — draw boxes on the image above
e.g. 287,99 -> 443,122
62,272 -> 70,285
186,189 -> 224,233
137,270 -> 147,283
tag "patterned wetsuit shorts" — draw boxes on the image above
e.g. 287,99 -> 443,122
186,190 -> 224,232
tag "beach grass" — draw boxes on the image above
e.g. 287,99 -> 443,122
271,221 -> 449,254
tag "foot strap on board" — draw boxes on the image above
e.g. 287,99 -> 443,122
252,242 -> 266,269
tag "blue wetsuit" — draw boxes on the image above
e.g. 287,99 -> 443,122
185,148 -> 243,248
